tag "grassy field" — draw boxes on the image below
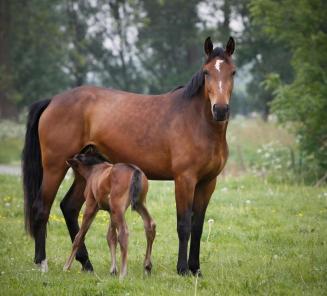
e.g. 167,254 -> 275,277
0,174 -> 326,295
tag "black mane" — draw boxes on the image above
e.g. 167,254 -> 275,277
182,47 -> 226,98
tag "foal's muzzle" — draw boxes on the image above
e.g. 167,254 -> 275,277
212,104 -> 230,121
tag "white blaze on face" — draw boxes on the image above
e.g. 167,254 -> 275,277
219,80 -> 223,94
215,59 -> 224,72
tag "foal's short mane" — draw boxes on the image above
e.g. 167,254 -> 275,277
182,47 -> 227,99
78,145 -> 110,166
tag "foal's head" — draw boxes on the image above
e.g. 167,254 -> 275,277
67,146 -> 109,176
202,37 -> 236,122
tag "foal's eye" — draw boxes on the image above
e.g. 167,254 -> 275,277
232,70 -> 236,76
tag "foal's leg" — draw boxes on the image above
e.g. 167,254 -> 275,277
135,204 -> 156,274
111,211 -> 129,279
174,174 -> 196,275
63,198 -> 98,271
107,221 -> 118,275
188,178 -> 217,276
60,175 -> 93,271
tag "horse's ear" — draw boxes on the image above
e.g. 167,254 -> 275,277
204,37 -> 213,56
225,37 -> 235,56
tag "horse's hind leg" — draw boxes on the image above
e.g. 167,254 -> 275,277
60,174 -> 94,271
135,205 -> 156,274
107,221 -> 118,275
64,198 -> 98,271
34,166 -> 67,272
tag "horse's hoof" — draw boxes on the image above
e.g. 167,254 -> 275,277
36,259 -> 48,273
177,267 -> 190,276
81,260 -> 94,272
190,269 -> 202,277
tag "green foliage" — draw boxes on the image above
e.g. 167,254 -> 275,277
0,174 -> 327,294
137,0 -> 203,93
251,0 -> 327,179
235,0 -> 293,118
9,0 -> 71,106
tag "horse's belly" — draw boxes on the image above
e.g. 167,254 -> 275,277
93,138 -> 173,180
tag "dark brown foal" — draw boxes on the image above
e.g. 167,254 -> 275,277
63,151 -> 156,279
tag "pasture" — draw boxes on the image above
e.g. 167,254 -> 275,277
0,173 -> 326,295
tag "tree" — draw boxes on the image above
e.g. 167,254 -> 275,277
1,0 -> 71,113
251,0 -> 327,179
137,0 -> 202,93
233,0 -> 293,119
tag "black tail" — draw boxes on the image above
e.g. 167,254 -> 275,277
22,99 -> 51,237
129,168 -> 142,210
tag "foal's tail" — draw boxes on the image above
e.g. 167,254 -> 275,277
129,166 -> 144,210
22,99 -> 51,237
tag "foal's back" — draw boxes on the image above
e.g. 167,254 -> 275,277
87,163 -> 143,211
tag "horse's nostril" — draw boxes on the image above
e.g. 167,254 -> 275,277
213,104 -> 229,113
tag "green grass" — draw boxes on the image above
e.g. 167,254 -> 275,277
0,174 -> 326,295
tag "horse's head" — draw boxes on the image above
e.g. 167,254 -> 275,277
202,37 -> 236,122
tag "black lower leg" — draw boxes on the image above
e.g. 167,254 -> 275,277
188,212 -> 205,275
34,221 -> 47,264
60,181 -> 93,271
176,211 -> 192,275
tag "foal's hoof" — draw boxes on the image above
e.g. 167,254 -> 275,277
63,264 -> 70,272
81,260 -> 94,272
110,267 -> 118,276
144,263 -> 152,275
36,259 -> 48,273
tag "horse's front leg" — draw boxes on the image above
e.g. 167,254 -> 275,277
60,175 -> 94,271
188,178 -> 217,276
174,174 -> 196,275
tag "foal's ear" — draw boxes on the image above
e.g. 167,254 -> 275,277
82,144 -> 96,155
204,37 -> 213,56
225,37 -> 235,56
66,158 -> 78,168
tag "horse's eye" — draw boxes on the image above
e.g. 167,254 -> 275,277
203,70 -> 209,76
232,70 -> 236,76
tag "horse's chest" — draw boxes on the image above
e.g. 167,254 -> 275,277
198,143 -> 228,178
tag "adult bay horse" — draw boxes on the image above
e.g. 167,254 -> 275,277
22,36 -> 236,275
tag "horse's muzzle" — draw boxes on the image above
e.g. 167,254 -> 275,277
212,104 -> 230,121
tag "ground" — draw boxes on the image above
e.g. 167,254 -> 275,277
0,174 -> 326,295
